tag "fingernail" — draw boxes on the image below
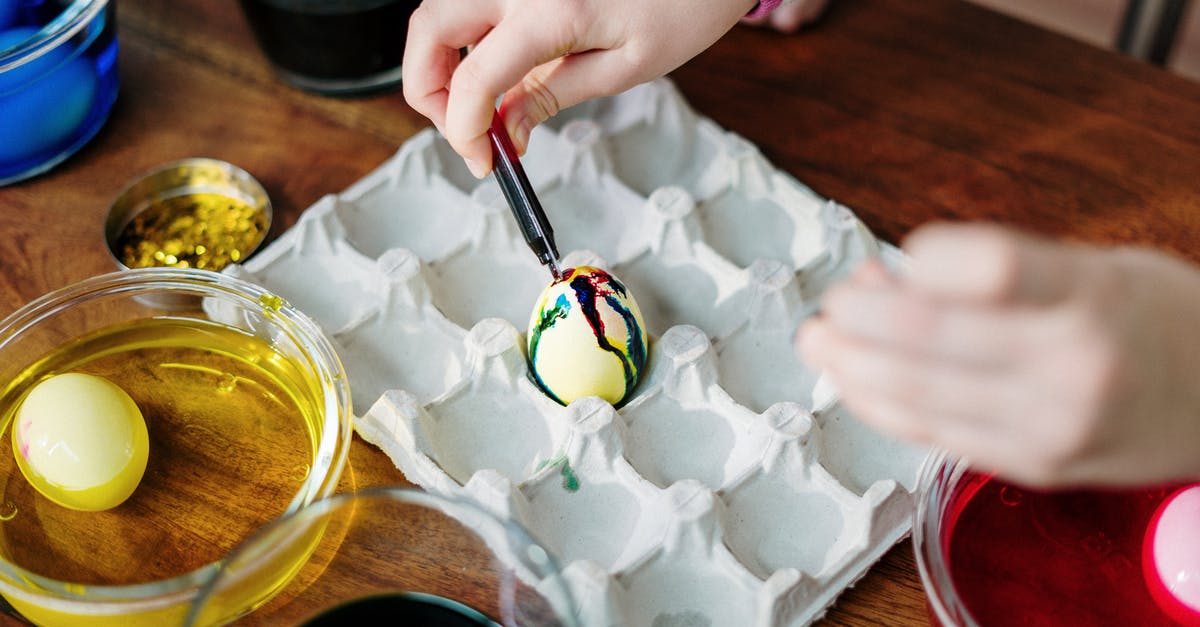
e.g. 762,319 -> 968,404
464,157 -> 487,179
512,118 -> 533,156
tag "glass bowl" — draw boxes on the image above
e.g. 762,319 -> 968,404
912,449 -> 976,627
0,268 -> 353,626
0,0 -> 120,185
914,449 -> 1191,626
185,486 -> 580,626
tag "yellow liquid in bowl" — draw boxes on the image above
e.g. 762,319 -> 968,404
0,317 -> 329,625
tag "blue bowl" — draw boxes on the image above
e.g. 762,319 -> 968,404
0,0 -> 118,186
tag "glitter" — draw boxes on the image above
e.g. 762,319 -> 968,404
114,193 -> 268,271
105,159 -> 273,284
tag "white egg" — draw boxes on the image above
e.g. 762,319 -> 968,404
12,373 -> 149,511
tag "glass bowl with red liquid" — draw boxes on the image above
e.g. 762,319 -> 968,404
914,449 -> 1196,626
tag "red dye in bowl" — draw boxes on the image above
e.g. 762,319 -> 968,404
916,452 -> 1192,626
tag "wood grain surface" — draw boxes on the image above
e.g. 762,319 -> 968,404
2,0 -> 1199,624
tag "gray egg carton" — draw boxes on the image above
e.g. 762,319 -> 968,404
224,78 -> 927,626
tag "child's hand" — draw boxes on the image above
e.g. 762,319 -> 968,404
402,0 -> 755,178
798,223 -> 1200,488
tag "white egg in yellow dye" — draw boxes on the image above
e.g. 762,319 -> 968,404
527,266 -> 648,406
12,373 -> 149,511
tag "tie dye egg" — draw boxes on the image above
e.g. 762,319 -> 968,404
527,266 -> 648,406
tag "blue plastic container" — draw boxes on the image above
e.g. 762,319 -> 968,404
0,0 -> 118,186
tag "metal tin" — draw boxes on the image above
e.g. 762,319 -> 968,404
105,158 -> 272,308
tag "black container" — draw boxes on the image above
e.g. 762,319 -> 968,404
302,593 -> 493,626
238,0 -> 419,96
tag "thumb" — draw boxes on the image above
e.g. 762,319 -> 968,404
903,222 -> 1077,305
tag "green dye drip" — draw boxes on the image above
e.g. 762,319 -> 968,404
560,461 -> 580,492
536,455 -> 581,493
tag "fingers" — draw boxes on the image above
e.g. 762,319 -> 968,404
816,278 -> 1052,368
903,223 -> 1078,306
404,0 -> 596,178
401,1 -> 503,133
799,318 -> 1029,424
498,48 -> 649,154
445,3 -> 614,176
803,224 -> 1200,488
798,316 -> 1061,485
797,225 -> 1131,487
405,0 -> 751,176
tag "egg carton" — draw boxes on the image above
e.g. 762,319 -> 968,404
223,78 -> 927,626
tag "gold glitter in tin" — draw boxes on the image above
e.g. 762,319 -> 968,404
114,193 -> 268,270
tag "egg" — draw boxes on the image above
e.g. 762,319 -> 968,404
0,26 -> 98,165
1143,484 -> 1200,626
527,266 -> 648,406
12,373 -> 149,511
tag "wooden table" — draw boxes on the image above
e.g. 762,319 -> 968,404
3,0 -> 1199,624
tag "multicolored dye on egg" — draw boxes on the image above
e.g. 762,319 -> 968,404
527,266 -> 647,406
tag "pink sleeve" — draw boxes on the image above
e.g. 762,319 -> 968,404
746,0 -> 784,18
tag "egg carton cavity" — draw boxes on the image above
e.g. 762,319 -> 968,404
223,78 -> 928,626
